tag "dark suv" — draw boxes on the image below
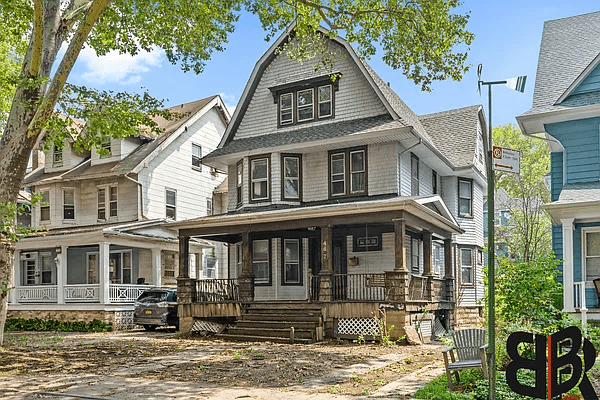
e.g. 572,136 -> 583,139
133,288 -> 178,331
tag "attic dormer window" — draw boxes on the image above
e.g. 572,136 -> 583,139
100,140 -> 111,158
53,146 -> 63,168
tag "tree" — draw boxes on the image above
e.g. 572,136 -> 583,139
0,0 -> 474,344
492,124 -> 552,262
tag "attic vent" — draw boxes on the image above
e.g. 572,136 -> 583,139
387,82 -> 390,87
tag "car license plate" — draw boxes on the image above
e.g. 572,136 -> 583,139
145,310 -> 152,315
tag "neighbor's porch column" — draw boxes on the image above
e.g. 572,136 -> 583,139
561,218 -> 575,312
385,218 -> 409,303
99,242 -> 110,304
238,230 -> 255,302
151,248 -> 161,287
11,249 -> 19,304
423,231 -> 435,301
444,239 -> 455,330
319,225 -> 333,302
56,245 -> 67,304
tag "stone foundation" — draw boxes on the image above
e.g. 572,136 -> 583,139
454,306 -> 483,328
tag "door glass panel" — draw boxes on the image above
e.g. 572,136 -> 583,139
41,254 -> 53,284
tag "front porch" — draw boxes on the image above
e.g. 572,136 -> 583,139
14,283 -> 153,304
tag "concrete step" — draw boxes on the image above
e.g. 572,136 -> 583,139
216,333 -> 313,344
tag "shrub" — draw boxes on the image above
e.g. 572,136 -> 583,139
5,318 -> 111,332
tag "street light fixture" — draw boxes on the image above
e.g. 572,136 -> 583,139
478,64 -> 526,400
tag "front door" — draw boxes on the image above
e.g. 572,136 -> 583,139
332,236 -> 347,300
21,252 -> 54,285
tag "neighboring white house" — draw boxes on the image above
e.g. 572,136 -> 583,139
9,95 -> 229,329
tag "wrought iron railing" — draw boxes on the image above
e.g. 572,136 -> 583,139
408,274 -> 428,300
65,284 -> 100,302
17,286 -> 57,303
332,273 -> 385,301
194,278 -> 239,302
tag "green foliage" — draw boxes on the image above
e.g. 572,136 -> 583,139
5,318 -> 112,333
0,192 -> 44,243
415,369 -> 482,399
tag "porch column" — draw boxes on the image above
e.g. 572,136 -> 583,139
319,225 -> 333,302
56,245 -> 67,304
386,218 -> 409,303
99,242 -> 110,304
238,231 -> 254,302
11,249 -> 19,304
423,231 -> 435,301
151,248 -> 161,287
178,236 -> 190,278
561,218 -> 575,312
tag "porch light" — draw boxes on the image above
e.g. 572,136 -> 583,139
348,256 -> 359,266
55,246 -> 62,254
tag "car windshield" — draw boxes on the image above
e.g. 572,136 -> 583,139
137,291 -> 171,303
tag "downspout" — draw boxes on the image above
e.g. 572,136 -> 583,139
125,174 -> 146,220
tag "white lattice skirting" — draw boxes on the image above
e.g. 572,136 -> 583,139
191,320 -> 224,333
114,311 -> 138,331
338,318 -> 380,336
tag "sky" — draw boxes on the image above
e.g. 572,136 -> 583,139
66,1 -> 600,128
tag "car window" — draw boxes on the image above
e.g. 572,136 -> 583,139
137,291 -> 169,303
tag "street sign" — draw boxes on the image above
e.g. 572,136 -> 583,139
492,146 -> 520,174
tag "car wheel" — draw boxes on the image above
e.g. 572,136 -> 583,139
143,325 -> 157,331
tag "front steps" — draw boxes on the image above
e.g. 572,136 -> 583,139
217,303 -> 324,344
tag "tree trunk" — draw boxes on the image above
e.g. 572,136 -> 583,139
0,239 -> 14,346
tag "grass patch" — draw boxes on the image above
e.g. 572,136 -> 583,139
415,369 -> 481,400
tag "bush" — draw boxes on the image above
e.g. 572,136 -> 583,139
5,318 -> 111,332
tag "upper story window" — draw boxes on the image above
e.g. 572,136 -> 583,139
100,140 -> 111,158
458,178 -> 473,218
249,155 -> 270,202
585,230 -> 600,279
236,161 -> 243,206
411,153 -> 419,196
460,248 -> 473,284
318,85 -> 333,118
282,154 -> 301,201
297,89 -> 314,122
206,198 -> 213,216
477,134 -> 484,163
53,146 -> 63,168
432,170 -> 438,195
40,189 -> 50,222
192,143 -> 202,171
166,188 -> 176,220
63,188 -> 75,220
329,147 -> 367,198
98,185 -> 117,220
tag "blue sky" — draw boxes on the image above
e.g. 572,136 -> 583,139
67,2 -> 600,127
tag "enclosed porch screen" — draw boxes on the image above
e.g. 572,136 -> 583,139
586,231 -> 600,280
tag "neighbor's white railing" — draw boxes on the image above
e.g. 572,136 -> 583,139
17,285 -> 58,303
574,281 -> 588,327
64,284 -> 100,302
109,284 -> 150,303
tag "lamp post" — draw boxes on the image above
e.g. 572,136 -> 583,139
478,64 -> 526,400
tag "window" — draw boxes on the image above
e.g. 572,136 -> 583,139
252,239 -> 270,285
477,134 -> 484,163
100,140 -> 111,158
40,252 -> 53,284
63,188 -> 75,220
109,250 -> 132,284
282,154 -> 301,200
460,248 -> 473,284
166,189 -> 176,220
433,242 -> 444,277
275,82 -> 336,126
329,147 -> 367,197
53,145 -> 63,168
432,170 -> 438,195
585,231 -> 600,280
97,185 -> 117,220
250,156 -> 269,202
458,178 -> 473,217
163,251 -> 176,279
411,153 -> 419,196
40,189 -> 50,222
207,198 -> 213,216
411,236 -> 420,273
192,143 -> 202,170
87,252 -> 99,284
236,161 -> 243,206
283,239 -> 301,285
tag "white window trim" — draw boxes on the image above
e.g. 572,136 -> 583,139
39,188 -> 51,223
236,161 -> 243,206
192,143 -> 202,171
460,248 -> 474,285
97,184 -> 118,221
62,187 -> 76,222
250,157 -> 269,201
86,251 -> 99,284
458,178 -> 473,218
252,239 -> 270,285
283,239 -> 301,284
166,188 -> 177,220
207,198 -> 213,216
582,226 -> 600,283
53,145 -> 63,168
110,249 -> 133,284
235,242 -> 242,278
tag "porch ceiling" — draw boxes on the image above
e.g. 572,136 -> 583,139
169,196 -> 463,240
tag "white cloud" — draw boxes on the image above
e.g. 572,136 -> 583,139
219,93 -> 237,116
78,47 -> 164,85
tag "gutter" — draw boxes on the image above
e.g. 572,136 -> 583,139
124,174 -> 146,220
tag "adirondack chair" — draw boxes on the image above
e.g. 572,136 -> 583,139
442,328 -> 488,389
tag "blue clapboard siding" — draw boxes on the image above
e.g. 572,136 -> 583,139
546,118 -> 600,184
572,63 -> 600,95
573,226 -> 582,282
550,152 -> 563,201
586,287 -> 597,308
553,225 -> 563,281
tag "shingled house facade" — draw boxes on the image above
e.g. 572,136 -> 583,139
171,28 -> 487,341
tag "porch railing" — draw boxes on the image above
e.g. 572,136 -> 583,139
65,284 -> 100,302
17,285 -> 57,303
309,275 -> 321,301
332,273 -> 385,301
408,274 -> 428,301
194,278 -> 239,302
109,284 -> 151,303
574,281 -> 586,310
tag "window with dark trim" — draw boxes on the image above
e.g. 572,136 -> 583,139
432,170 -> 438,195
411,153 -> 419,196
275,81 -> 336,127
236,160 -> 243,206
40,189 -> 50,222
253,239 -> 271,285
192,143 -> 202,170
282,239 -> 302,285
460,248 -> 473,284
329,147 -> 367,197
281,154 -> 301,201
458,178 -> 473,217
406,234 -> 421,273
249,155 -> 270,202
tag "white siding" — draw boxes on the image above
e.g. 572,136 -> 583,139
346,232 -> 395,274
235,40 -> 387,140
368,143 -> 399,196
140,107 -> 226,220
399,150 -> 412,196
455,181 -> 484,247
303,151 -> 329,202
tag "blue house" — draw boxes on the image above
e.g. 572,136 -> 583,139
517,11 -> 600,318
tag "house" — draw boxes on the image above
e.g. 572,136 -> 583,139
9,95 -> 230,329
517,11 -> 600,318
169,26 -> 487,341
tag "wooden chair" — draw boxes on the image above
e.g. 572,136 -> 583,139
442,328 -> 488,389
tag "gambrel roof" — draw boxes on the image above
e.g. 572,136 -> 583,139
24,96 -> 229,186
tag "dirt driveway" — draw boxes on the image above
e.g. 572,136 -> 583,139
0,330 -> 445,399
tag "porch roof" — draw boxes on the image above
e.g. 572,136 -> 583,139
544,182 -> 600,224
168,196 -> 463,239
